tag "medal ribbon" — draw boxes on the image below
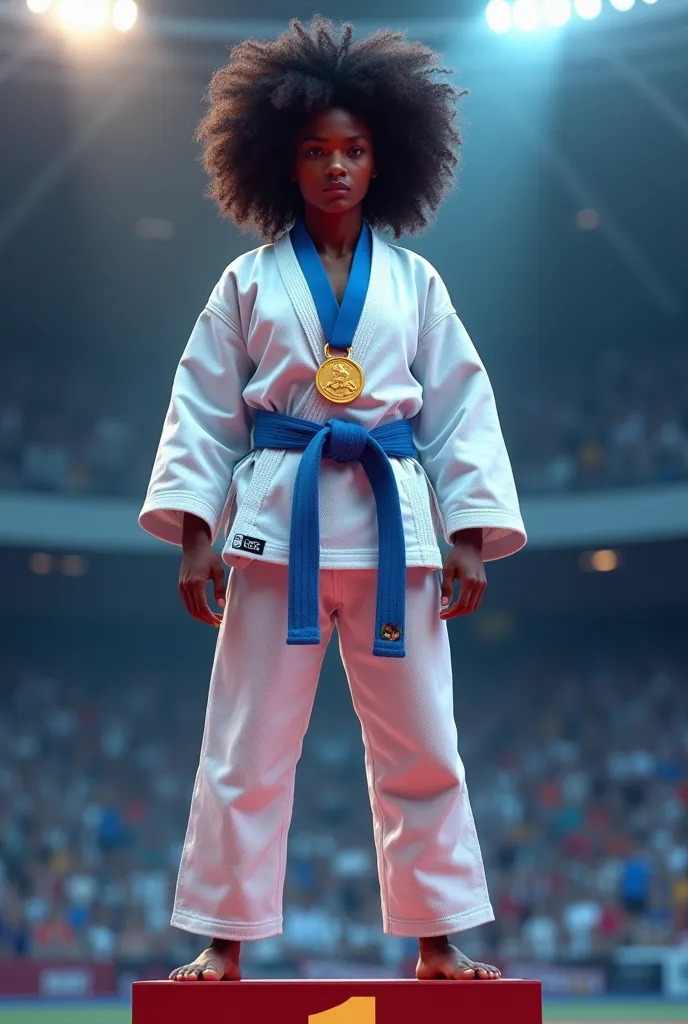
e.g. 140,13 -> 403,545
290,217 -> 372,349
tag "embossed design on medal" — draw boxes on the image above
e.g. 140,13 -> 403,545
380,624 -> 402,642
315,344 -> 365,404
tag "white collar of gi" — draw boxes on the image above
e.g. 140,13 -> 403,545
273,220 -> 387,369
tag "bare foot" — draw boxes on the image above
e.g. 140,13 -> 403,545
416,936 -> 501,980
169,938 -> 241,981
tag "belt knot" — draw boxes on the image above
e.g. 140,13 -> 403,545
325,418 -> 368,462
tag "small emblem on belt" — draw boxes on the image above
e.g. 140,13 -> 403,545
231,533 -> 266,555
380,624 -> 402,642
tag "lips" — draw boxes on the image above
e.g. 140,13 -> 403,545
323,183 -> 350,192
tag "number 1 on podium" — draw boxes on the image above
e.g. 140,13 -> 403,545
309,996 -> 376,1022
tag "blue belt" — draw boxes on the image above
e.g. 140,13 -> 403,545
253,409 -> 417,658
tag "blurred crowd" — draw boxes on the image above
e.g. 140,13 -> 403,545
1,343 -> 688,499
1,636 -> 687,970
0,354 -> 150,499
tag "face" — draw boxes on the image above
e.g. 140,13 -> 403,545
292,107 -> 376,214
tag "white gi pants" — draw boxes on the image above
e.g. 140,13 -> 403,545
171,561 -> 494,940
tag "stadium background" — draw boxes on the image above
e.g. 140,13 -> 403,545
1,0 -> 687,1020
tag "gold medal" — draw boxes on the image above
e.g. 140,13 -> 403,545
315,344 -> 365,404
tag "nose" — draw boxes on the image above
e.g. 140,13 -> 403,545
326,154 -> 347,178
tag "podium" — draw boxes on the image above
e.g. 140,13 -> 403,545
132,978 -> 542,1023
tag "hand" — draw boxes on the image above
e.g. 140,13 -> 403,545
440,528 -> 486,620
179,513 -> 226,627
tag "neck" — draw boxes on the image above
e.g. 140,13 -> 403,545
302,205 -> 363,258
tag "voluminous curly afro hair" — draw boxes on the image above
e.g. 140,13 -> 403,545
195,16 -> 465,241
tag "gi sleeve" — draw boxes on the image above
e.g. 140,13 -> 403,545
139,275 -> 254,547
411,280 -> 527,561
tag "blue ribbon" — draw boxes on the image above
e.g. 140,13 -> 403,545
290,218 -> 372,346
253,409 -> 417,658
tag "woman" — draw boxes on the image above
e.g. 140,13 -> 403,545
140,16 -> 526,982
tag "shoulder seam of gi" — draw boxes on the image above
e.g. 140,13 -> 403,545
206,298 -> 242,336
419,305 -> 456,342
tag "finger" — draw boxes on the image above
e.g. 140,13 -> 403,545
460,580 -> 483,617
441,578 -> 475,620
440,566 -> 455,609
178,582 -> 198,621
468,581 -> 487,615
212,563 -> 226,609
191,581 -> 223,627
184,581 -> 216,627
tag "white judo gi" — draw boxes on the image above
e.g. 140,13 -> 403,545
139,224 -> 527,940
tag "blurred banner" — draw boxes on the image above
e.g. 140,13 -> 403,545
503,962 -> 607,996
0,959 -> 117,997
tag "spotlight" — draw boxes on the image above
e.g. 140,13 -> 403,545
574,0 -> 603,17
609,0 -> 635,9
26,0 -> 53,12
485,0 -> 513,33
543,0 -> 572,26
55,0 -> 110,32
112,0 -> 138,31
513,0 -> 541,31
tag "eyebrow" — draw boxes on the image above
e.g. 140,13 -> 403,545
301,135 -> 368,143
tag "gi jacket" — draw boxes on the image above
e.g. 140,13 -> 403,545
139,227 -> 527,569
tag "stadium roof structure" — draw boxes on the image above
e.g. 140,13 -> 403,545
0,0 -> 686,374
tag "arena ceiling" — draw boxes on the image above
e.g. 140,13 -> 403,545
0,0 -> 686,404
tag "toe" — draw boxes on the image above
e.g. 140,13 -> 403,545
200,956 -> 223,981
474,963 -> 500,979
452,966 -> 476,979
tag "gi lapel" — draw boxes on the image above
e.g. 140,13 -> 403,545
274,221 -> 386,405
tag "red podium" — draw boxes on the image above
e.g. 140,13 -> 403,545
132,978 -> 542,1023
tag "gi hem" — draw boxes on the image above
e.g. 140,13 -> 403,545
383,901 -> 495,937
170,908 -> 283,941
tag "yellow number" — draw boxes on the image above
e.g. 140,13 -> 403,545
309,996 -> 376,1023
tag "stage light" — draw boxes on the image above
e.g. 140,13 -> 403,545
513,0 -> 541,31
55,0 -> 110,32
29,552 -> 54,575
609,0 -> 635,9
641,0 -> 659,4
543,0 -> 572,26
579,549 -> 622,572
26,0 -> 53,13
591,549 -> 619,572
112,0 -> 138,31
574,0 -> 603,18
61,554 -> 88,576
485,0 -> 513,33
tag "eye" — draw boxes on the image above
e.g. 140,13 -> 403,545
349,147 -> 365,157
306,146 -> 324,157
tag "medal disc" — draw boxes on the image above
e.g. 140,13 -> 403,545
315,347 -> 365,404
